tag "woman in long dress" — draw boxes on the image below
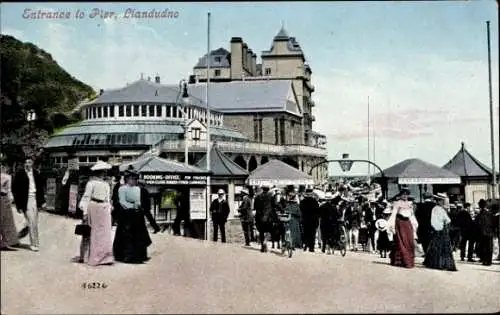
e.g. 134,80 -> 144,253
284,188 -> 302,249
76,161 -> 114,266
387,187 -> 418,268
423,193 -> 457,271
113,166 -> 152,264
1,163 -> 20,249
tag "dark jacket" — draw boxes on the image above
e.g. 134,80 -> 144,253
476,209 -> 496,238
12,168 -> 45,212
319,201 -> 339,232
238,195 -> 253,222
210,198 -> 230,223
254,191 -> 275,224
455,209 -> 474,235
415,201 -> 434,240
140,185 -> 160,231
300,196 -> 319,224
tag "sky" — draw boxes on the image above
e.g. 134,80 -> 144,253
1,1 -> 499,176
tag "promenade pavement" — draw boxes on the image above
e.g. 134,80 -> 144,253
1,212 -> 499,314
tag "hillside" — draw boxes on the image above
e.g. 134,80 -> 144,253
0,34 -> 95,164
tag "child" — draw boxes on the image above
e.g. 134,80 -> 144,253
375,207 -> 392,258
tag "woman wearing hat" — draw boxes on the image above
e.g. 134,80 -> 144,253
387,187 -> 418,268
283,187 -> 303,250
76,160 -> 114,266
0,161 -> 20,250
423,193 -> 457,271
113,166 -> 152,264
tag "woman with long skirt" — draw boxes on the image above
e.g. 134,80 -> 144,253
76,160 -> 114,266
423,193 -> 457,271
113,166 -> 151,264
1,163 -> 20,250
284,189 -> 303,250
387,187 -> 418,268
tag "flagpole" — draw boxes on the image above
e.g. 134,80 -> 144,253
367,96 -> 371,183
486,21 -> 496,199
205,12 -> 212,241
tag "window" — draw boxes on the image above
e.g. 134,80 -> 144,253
149,105 -> 155,117
110,106 -> 115,117
274,118 -> 279,144
133,105 -> 139,116
141,105 -> 147,116
97,107 -> 102,118
89,156 -> 97,163
118,105 -> 124,117
172,107 -> 178,118
78,157 -> 86,163
156,105 -> 162,117
192,127 -> 201,140
214,69 -> 221,77
103,106 -> 108,118
86,108 -> 90,119
280,118 -> 286,144
265,68 -> 271,75
62,157 -> 68,163
214,56 -> 221,62
92,107 -> 97,118
126,105 -> 131,117
166,106 -> 171,117
253,117 -> 262,142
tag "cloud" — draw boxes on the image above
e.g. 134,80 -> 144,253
329,109 -> 483,140
2,19 -> 200,91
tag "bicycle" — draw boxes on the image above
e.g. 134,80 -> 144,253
278,213 -> 293,258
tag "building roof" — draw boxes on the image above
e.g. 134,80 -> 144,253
378,158 -> 461,184
88,79 -> 207,108
195,143 -> 248,177
187,80 -> 300,115
274,26 -> 289,40
85,79 -> 298,115
45,120 -> 248,149
263,27 -> 304,57
120,155 -> 208,174
194,47 -> 231,69
247,159 -> 314,186
443,142 -> 493,177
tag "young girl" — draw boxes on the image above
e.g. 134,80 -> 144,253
375,207 -> 392,258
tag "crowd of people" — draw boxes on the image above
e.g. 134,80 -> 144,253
232,181 -> 500,271
1,156 -> 499,272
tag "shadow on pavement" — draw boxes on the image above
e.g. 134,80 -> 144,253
241,245 -> 287,257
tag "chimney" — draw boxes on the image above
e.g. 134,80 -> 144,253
230,37 -> 243,80
242,43 -> 248,73
247,49 -> 253,75
155,75 -> 160,84
252,53 -> 257,76
99,89 -> 104,95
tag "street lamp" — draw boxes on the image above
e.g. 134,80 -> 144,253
176,79 -> 190,166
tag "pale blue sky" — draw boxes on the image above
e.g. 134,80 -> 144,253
1,1 -> 499,175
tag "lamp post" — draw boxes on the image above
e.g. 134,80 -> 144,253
176,79 -> 190,166
205,12 -> 212,241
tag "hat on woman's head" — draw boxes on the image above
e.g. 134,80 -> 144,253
91,160 -> 112,171
324,192 -> 334,200
124,165 -> 139,177
375,219 -> 388,231
399,186 -> 411,195
434,192 -> 448,200
383,207 -> 392,214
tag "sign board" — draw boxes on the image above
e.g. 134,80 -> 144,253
398,177 -> 461,185
141,173 -> 207,185
68,184 -> 79,214
190,188 -> 207,220
45,178 -> 56,210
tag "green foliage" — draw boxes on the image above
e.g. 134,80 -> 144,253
0,34 -> 93,166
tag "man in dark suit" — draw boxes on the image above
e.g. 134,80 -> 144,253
475,199 -> 495,266
209,189 -> 230,243
254,185 -> 276,252
415,192 -> 435,254
300,188 -> 319,252
138,180 -> 160,234
12,156 -> 45,251
456,202 -> 475,261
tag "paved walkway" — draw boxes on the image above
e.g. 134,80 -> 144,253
1,212 -> 499,314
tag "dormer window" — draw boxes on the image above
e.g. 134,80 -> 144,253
214,56 -> 221,63
215,69 -> 221,77
192,127 -> 201,140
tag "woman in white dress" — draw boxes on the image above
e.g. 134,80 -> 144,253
1,162 -> 20,249
76,161 -> 114,266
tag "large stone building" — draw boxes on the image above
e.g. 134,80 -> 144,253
44,27 -> 328,183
